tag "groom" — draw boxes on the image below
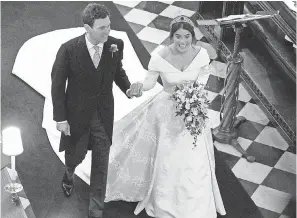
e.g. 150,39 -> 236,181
51,3 -> 142,218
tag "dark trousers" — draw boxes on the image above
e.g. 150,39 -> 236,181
65,110 -> 111,218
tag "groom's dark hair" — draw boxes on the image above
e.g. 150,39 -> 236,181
82,3 -> 111,28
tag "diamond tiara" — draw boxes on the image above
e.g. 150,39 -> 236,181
170,15 -> 195,28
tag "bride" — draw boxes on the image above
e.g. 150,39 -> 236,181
105,15 -> 226,218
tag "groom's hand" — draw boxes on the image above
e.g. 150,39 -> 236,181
128,82 -> 143,98
56,121 -> 71,136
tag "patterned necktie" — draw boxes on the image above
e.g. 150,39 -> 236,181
93,45 -> 101,68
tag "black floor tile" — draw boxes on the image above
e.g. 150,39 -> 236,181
237,120 -> 265,141
287,145 -> 296,154
258,207 -> 280,218
217,151 -> 240,169
140,40 -> 159,54
246,142 -> 285,167
172,1 -> 199,11
115,4 -> 133,16
262,168 -> 296,194
238,179 -> 259,197
282,198 -> 297,218
206,74 -> 225,93
135,1 -> 168,14
209,94 -> 223,112
148,15 -> 172,32
128,21 -> 145,34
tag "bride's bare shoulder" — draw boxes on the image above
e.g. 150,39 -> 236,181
157,46 -> 170,59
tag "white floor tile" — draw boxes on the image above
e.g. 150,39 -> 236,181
275,152 -> 296,174
19,197 -> 30,209
219,87 -> 225,95
214,137 -> 253,157
160,5 -> 195,19
232,158 -> 272,184
137,26 -> 169,44
113,1 -> 141,8
214,26 -> 221,37
124,8 -> 157,26
151,44 -> 165,56
210,60 -> 227,78
238,83 -> 252,102
158,1 -> 175,4
6,167 -> 18,180
207,90 -> 219,102
237,102 -> 270,125
207,109 -> 221,128
194,27 -> 204,40
219,83 -> 252,103
252,185 -> 292,213
255,126 -> 289,151
279,215 -> 290,218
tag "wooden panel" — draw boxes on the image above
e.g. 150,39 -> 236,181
257,1 -> 296,43
244,2 -> 296,81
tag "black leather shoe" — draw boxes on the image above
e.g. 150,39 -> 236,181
61,172 -> 74,197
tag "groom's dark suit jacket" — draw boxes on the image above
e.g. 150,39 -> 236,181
51,34 -> 131,152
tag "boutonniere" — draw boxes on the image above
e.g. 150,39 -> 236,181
109,44 -> 118,58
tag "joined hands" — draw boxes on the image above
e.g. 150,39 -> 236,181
127,82 -> 143,98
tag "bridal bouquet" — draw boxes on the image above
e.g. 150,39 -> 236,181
172,80 -> 210,148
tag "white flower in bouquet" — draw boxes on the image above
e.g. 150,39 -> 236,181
198,116 -> 204,123
186,115 -> 193,122
202,107 -> 208,114
185,103 -> 190,110
192,108 -> 198,116
180,95 -> 186,102
192,94 -> 198,100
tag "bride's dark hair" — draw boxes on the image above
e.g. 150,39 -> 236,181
169,21 -> 197,44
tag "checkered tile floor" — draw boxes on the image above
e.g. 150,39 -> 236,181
114,1 -> 296,218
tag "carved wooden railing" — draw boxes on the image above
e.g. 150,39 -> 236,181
194,12 -> 296,145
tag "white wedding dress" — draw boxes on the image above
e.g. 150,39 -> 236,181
105,48 -> 226,218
